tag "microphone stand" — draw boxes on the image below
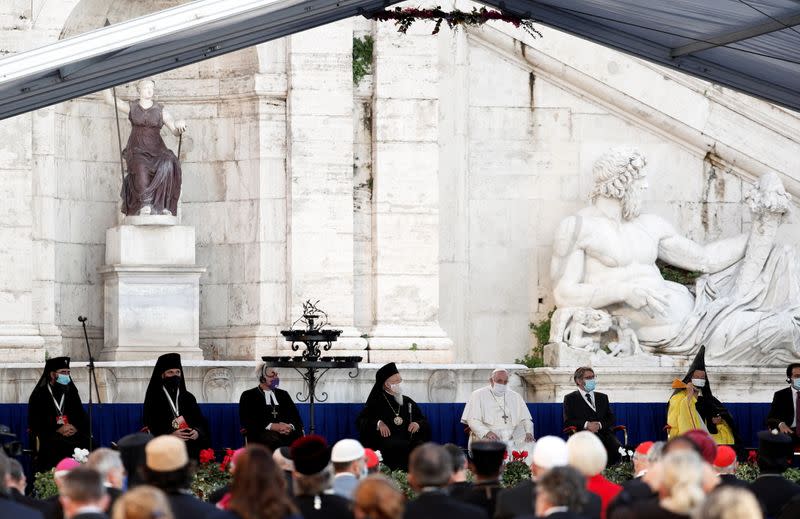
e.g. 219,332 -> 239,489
78,316 -> 101,450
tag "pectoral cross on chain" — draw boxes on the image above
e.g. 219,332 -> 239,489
271,406 -> 278,419
501,412 -> 509,424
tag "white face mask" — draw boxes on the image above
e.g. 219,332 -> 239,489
691,378 -> 706,388
493,383 -> 507,395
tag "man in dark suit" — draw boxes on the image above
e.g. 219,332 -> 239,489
86,448 -> 124,514
404,443 -> 487,519
239,363 -> 303,450
58,467 -> 109,519
0,451 -> 43,519
749,430 -> 800,517
766,363 -> 800,446
563,367 -> 621,465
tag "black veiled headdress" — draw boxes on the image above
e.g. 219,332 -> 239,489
144,353 -> 187,406
365,363 -> 399,407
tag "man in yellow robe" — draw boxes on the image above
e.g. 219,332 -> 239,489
667,346 -> 740,450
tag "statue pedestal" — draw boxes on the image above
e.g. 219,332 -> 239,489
99,219 -> 205,361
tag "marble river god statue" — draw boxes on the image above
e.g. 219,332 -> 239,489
551,146 -> 800,365
104,79 -> 186,216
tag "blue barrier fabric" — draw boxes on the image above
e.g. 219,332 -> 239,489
1,402 -> 771,454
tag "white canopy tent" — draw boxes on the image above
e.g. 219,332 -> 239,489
1,0 -> 799,119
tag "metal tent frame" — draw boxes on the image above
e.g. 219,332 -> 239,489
1,0 -> 799,119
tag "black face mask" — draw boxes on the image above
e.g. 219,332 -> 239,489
163,375 -> 181,391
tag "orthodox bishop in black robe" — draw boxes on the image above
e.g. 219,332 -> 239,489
239,363 -> 303,449
28,356 -> 90,472
356,362 -> 430,470
142,353 -> 210,460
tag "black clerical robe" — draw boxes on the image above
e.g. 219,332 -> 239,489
28,383 -> 90,472
142,387 -> 210,460
239,386 -> 303,449
356,393 -> 430,470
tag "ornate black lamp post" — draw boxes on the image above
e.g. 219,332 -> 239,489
262,301 -> 361,434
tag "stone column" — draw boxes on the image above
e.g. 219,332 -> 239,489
283,19 -> 363,351
368,23 -> 453,362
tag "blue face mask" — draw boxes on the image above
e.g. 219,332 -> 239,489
793,378 -> 800,391
584,379 -> 597,392
56,374 -> 71,385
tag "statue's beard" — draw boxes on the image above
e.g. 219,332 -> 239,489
622,190 -> 642,220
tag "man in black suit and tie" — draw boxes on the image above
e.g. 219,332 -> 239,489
517,466 -> 590,519
58,468 -> 109,519
766,363 -> 800,446
403,443 -> 487,519
563,367 -> 621,465
0,451 -> 43,519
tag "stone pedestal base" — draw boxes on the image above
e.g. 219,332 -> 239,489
0,325 -> 46,362
100,221 -> 205,361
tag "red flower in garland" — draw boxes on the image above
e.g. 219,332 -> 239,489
199,448 -> 215,464
510,450 -> 528,461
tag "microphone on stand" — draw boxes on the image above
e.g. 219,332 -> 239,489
78,316 -> 102,451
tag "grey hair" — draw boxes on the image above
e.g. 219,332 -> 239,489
87,448 -> 124,479
537,466 -> 588,510
408,443 -> 452,488
692,487 -> 762,519
293,464 -> 334,496
659,450 -> 706,515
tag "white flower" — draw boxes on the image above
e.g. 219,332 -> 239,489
72,448 -> 89,463
618,446 -> 626,455
627,450 -> 634,457
374,450 -> 384,462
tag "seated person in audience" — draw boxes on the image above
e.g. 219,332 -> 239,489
352,476 -> 405,519
443,443 -> 471,499
273,447 -> 295,497
563,367 -> 621,465
631,442 -> 653,479
567,432 -> 618,519
0,451 -> 44,519
766,362 -> 800,446
453,441 -> 505,517
239,364 -> 303,450
331,439 -> 367,500
58,467 -> 109,519
142,353 -> 210,461
86,448 -> 125,513
364,449 -> 380,475
356,363 -> 430,471
290,435 -> 354,519
748,430 -> 800,518
110,486 -> 174,519
666,347 -> 740,449
28,356 -> 90,472
142,436 -> 217,519
699,487 -> 763,519
711,445 -> 747,489
402,443 -> 487,519
531,466 -> 591,519
461,368 -> 534,462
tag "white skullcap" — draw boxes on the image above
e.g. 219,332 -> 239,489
331,439 -> 365,463
566,431 -> 607,476
491,368 -> 508,375
531,436 -> 568,469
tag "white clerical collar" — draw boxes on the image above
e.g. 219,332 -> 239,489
544,506 -> 568,516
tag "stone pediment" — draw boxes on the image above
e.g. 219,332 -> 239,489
465,23 -> 800,200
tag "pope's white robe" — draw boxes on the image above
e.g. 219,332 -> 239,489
461,385 -> 535,462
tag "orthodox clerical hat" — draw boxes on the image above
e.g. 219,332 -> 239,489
45,356 -> 70,373
116,432 -> 153,488
375,363 -> 399,385
683,346 -> 706,381
470,441 -> 506,476
145,435 -> 189,472
154,353 -> 182,373
144,353 -> 187,408
291,434 -> 330,475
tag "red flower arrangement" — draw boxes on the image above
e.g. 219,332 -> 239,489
366,6 -> 541,38
199,448 -> 215,465
220,448 -> 235,472
511,450 -> 529,461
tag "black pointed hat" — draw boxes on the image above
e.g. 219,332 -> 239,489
682,346 -> 706,382
470,441 -> 507,477
144,352 -> 187,408
35,356 -> 72,388
375,362 -> 399,385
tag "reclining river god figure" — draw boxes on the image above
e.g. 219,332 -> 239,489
551,146 -> 800,364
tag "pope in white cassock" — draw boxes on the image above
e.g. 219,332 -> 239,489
461,369 -> 535,462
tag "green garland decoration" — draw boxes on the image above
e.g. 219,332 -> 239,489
367,6 -> 542,38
